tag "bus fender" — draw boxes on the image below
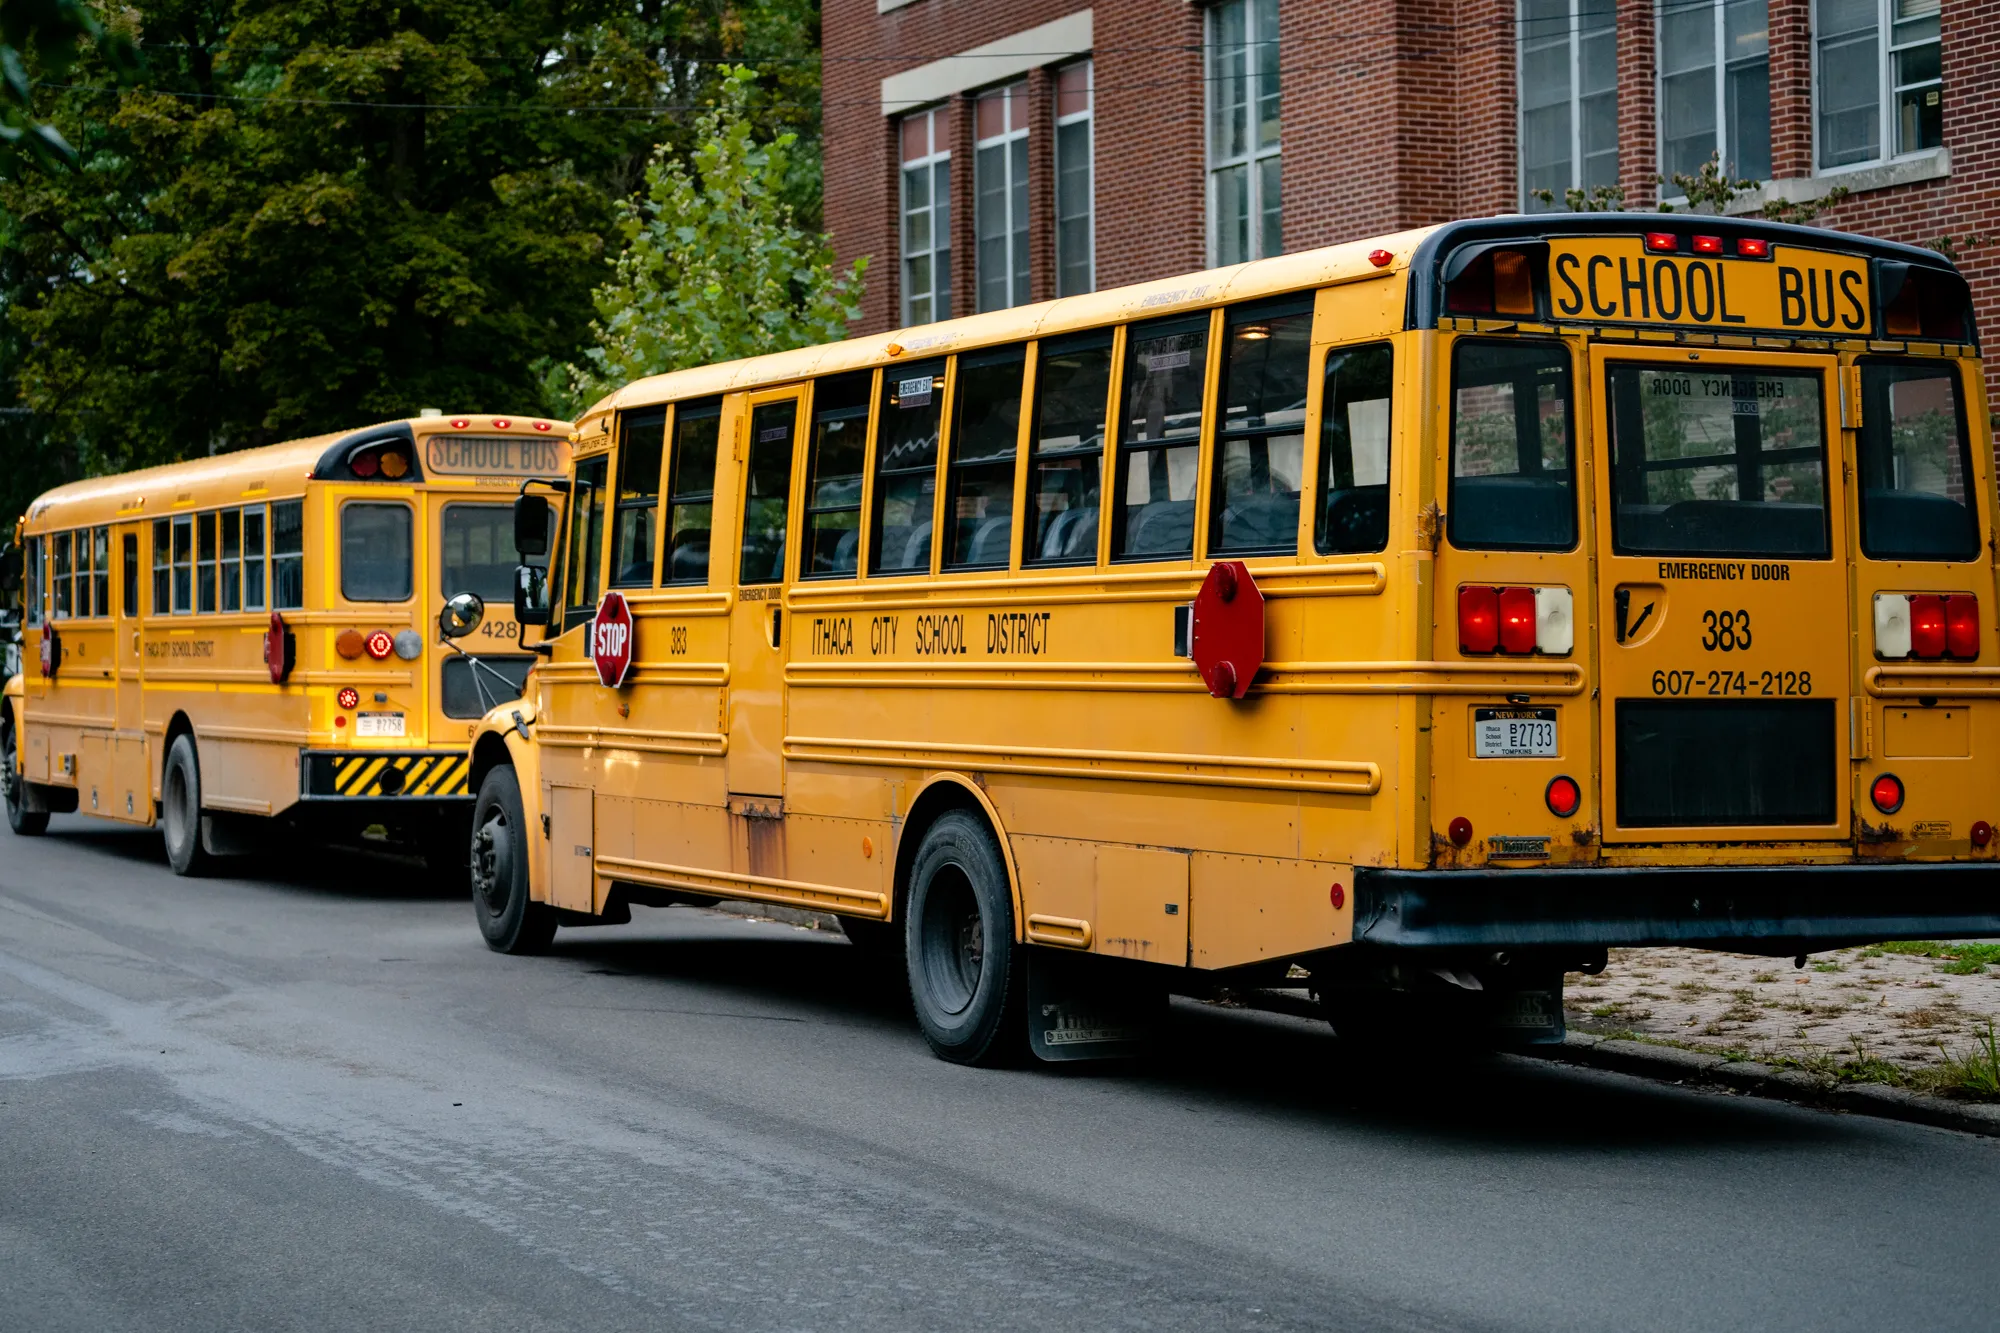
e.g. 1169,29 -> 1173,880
469,700 -> 548,905
898,772 -> 1026,943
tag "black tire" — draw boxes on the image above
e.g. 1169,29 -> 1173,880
470,765 -> 555,954
903,810 -> 1023,1065
3,725 -> 49,838
161,733 -> 213,876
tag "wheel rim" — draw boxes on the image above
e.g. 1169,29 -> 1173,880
472,808 -> 511,916
163,758 -> 190,852
917,863 -> 983,1016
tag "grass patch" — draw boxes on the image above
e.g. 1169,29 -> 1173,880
1920,1023 -> 2000,1102
1874,940 -> 2000,967
1939,957 -> 1989,976
1812,961 -> 1843,973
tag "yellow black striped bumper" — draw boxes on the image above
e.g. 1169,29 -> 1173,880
301,750 -> 473,801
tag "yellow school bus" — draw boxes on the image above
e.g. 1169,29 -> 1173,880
464,215 -> 2000,1063
4,415 -> 570,874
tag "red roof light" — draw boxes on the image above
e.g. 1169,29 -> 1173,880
450,417 -> 470,429
1644,232 -> 1678,253
493,418 -> 512,429
1736,237 -> 1770,258
533,420 -> 553,432
1692,234 -> 1723,255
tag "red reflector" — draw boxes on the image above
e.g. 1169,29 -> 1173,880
1498,586 -> 1537,654
1459,586 -> 1499,654
1946,595 -> 1979,658
1546,775 -> 1581,818
1692,235 -> 1723,254
1736,237 -> 1770,258
1645,232 -> 1678,253
1871,774 -> 1905,815
334,715 -> 346,728
364,630 -> 395,660
1329,882 -> 1346,909
493,418 -> 512,429
350,450 -> 379,479
1368,248 -> 1393,268
1973,820 -> 1994,848
1448,816 -> 1473,847
1909,594 -> 1947,658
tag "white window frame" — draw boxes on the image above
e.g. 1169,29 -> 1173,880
1053,60 -> 1094,298
1205,0 -> 1281,266
898,106 -> 952,327
1516,0 -> 1619,212
1812,0 -> 1945,175
973,81 -> 1031,313
1657,0 -> 1772,187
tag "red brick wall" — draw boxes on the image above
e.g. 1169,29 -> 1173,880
825,0 -> 2000,414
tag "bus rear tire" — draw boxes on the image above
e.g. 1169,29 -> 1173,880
161,734 -> 213,877
903,810 -> 1023,1065
471,765 -> 555,955
3,726 -> 49,838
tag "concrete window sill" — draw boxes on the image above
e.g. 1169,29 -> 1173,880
1719,150 -> 1952,216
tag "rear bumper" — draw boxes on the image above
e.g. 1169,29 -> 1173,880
299,750 -> 473,802
1354,863 -> 2000,953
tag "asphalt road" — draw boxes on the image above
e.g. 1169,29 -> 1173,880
1,816 -> 1995,1332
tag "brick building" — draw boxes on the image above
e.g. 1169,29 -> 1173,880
823,0 -> 1999,395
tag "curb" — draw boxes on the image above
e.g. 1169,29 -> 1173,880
1524,1033 -> 2000,1138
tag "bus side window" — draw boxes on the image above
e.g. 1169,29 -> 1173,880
872,360 -> 946,575
1447,340 -> 1576,551
1315,344 -> 1395,555
1025,332 -> 1112,566
944,344 -> 1026,571
243,506 -> 267,611
1855,360 -> 1980,561
1114,314 -> 1209,560
91,526 -> 108,618
219,511 -> 241,612
802,372 -> 873,578
24,535 -> 42,628
1210,300 -> 1312,556
666,399 -> 722,585
272,502 -> 303,610
739,402 -> 798,585
563,455 -> 610,629
51,530 -> 71,619
172,517 -> 194,614
611,409 -> 666,587
121,531 -> 138,619
197,511 -> 219,613
151,520 -> 169,617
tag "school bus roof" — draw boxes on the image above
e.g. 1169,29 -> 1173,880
20,414 -> 572,532
581,213 -> 1973,432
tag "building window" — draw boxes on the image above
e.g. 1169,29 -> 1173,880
1816,0 -> 1942,170
899,107 -> 952,326
1661,1 -> 1770,184
975,83 -> 1030,313
1519,0 -> 1618,211
1207,0 -> 1280,265
1054,62 -> 1094,297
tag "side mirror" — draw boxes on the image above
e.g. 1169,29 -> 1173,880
513,564 -> 549,626
438,591 -> 485,639
513,495 -> 552,558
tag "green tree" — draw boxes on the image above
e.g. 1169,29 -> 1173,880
563,67 -> 864,415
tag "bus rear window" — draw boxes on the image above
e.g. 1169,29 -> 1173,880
341,502 -> 413,601
1448,342 -> 1575,550
1606,365 -> 1827,557
1857,361 -> 1979,562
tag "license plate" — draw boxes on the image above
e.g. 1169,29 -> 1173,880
355,711 -> 405,738
1474,707 -> 1557,757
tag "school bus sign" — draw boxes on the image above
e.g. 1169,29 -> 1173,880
1549,237 -> 1870,335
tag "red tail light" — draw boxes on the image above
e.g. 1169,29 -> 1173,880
1692,235 -> 1723,255
350,450 -> 380,478
1546,775 -> 1581,818
1909,595 -> 1947,658
1946,595 -> 1980,659
1736,237 -> 1770,258
1645,232 -> 1678,253
1498,587 -> 1537,654
364,629 -> 395,661
1459,586 -> 1499,654
1871,773 -> 1905,815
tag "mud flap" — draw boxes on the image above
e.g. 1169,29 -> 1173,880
1025,949 -> 1161,1062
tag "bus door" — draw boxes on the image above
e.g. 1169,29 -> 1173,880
1588,345 -> 1850,843
726,390 -> 803,799
111,523 -> 150,820
432,496 -> 537,746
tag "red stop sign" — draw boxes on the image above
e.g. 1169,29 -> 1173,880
1191,561 -> 1264,699
590,591 -> 635,688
